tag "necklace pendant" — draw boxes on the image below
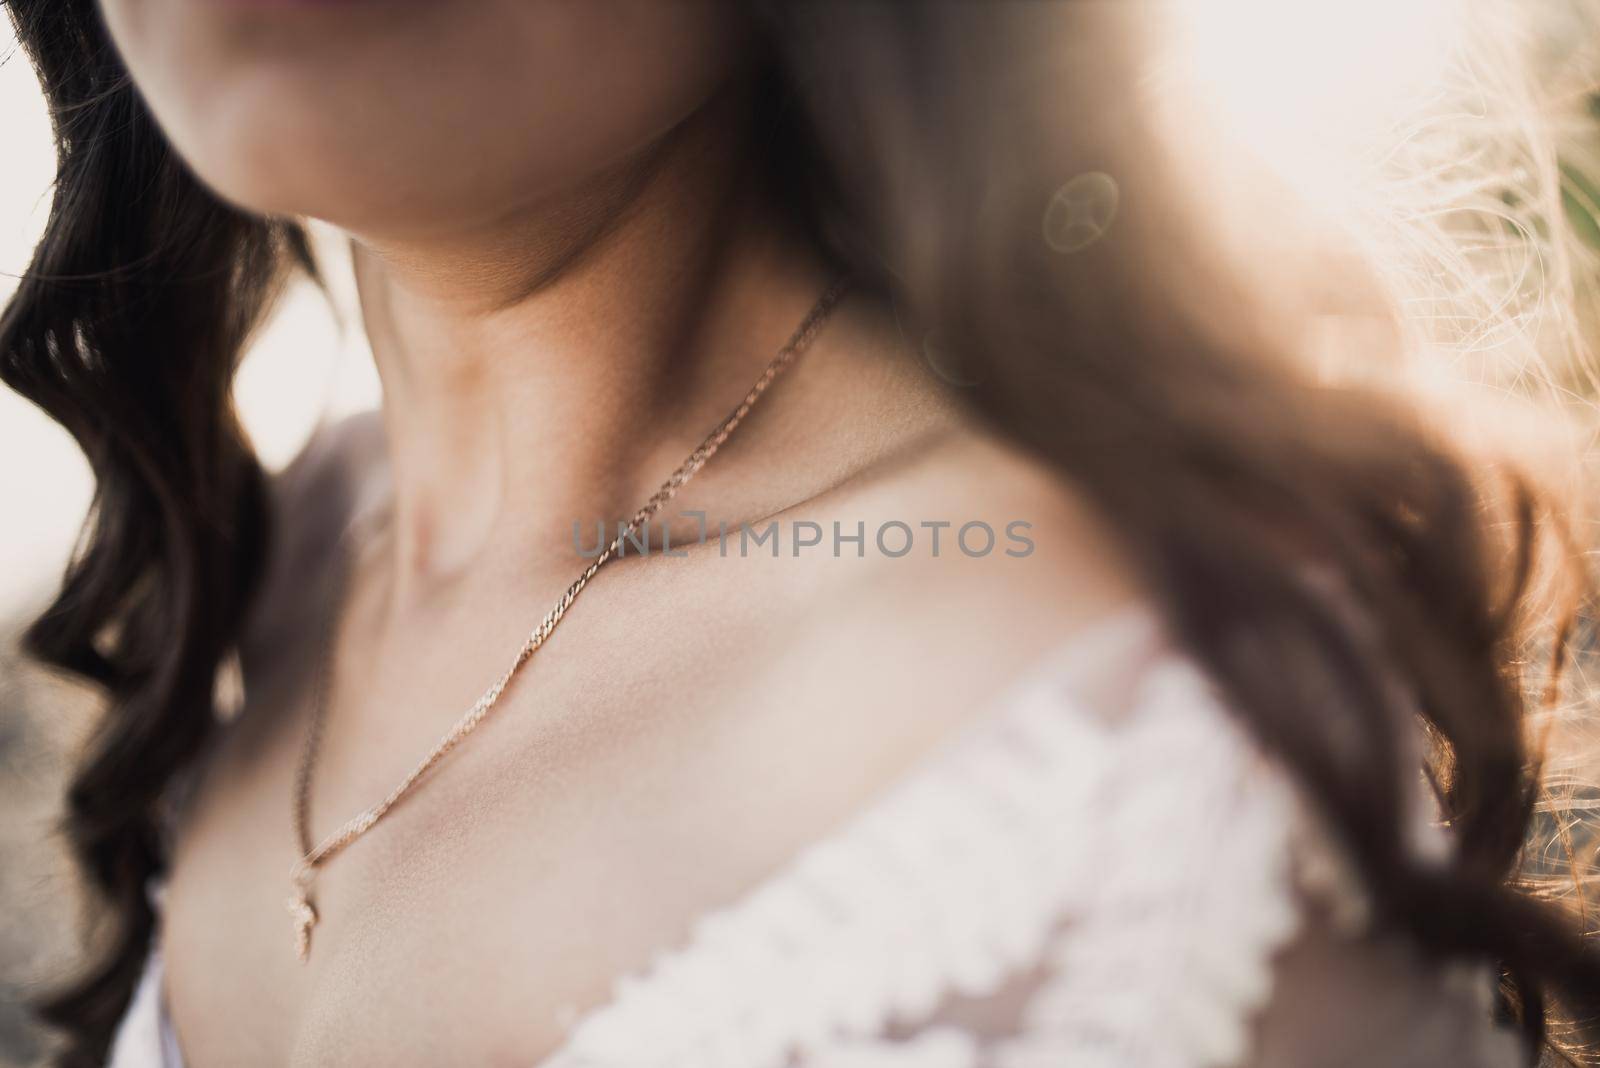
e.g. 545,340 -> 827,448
286,885 -> 318,963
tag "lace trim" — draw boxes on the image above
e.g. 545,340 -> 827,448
542,646 -> 1310,1068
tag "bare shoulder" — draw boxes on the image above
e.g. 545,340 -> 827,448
242,412 -> 388,669
754,417 -> 1158,734
270,409 -> 388,556
822,419 -> 1149,638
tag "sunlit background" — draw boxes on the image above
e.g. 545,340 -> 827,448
3,1 -> 1600,1065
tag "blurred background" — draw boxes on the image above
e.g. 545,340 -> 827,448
4,2 -> 1600,1066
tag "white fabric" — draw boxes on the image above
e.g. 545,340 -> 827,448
109,948 -> 184,1068
106,610 -> 1511,1068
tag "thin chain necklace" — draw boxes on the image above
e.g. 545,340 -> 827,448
286,278 -> 850,962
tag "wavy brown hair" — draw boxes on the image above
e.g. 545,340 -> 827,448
5,1 -> 1600,1065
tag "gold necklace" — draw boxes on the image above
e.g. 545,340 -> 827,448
286,279 -> 850,962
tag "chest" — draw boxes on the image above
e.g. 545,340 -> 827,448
157,564 -> 1017,1067
163,739 -> 802,1067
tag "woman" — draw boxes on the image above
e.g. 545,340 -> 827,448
4,1 -> 1597,1065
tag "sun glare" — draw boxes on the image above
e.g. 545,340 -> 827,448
1153,0 -> 1569,406
1162,0 -> 1464,185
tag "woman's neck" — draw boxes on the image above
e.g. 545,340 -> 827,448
348,93 -> 840,604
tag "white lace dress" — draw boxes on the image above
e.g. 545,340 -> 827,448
107,610 -> 1522,1068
